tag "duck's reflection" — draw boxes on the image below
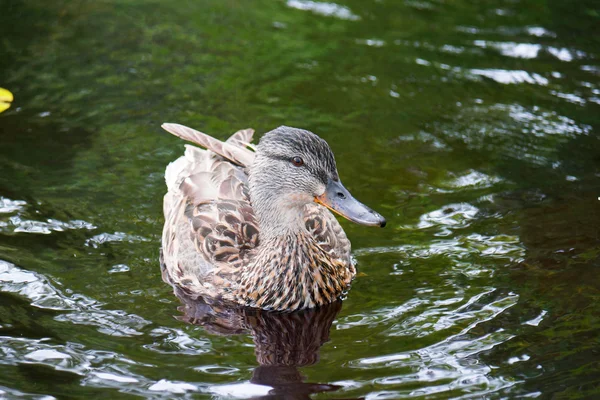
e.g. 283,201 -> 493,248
173,286 -> 344,399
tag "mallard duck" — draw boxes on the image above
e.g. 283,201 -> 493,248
160,123 -> 385,311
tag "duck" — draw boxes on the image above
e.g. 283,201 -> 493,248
160,123 -> 386,312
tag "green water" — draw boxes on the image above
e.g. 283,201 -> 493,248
1,0 -> 599,398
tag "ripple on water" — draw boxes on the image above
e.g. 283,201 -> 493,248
503,104 -> 591,137
0,260 -> 79,311
144,327 -> 213,355
445,170 -> 503,190
0,196 -> 96,234
339,289 -> 520,398
148,379 -> 197,394
2,257 -> 217,362
0,260 -> 227,396
356,232 -> 524,263
0,385 -> 57,399
550,90 -> 587,106
526,26 -> 556,37
0,197 -> 27,213
417,203 -> 480,234
469,69 -> 549,85
347,234 -> 524,339
389,290 -> 519,338
107,264 -> 130,274
208,382 -> 272,398
409,54 -> 550,87
356,38 -> 386,47
342,188 -> 526,397
441,103 -> 592,167
10,216 -> 96,234
0,335 -> 168,397
457,24 -> 557,38
581,65 -> 600,75
474,40 -> 542,59
473,40 -> 587,62
286,0 -> 360,20
85,232 -> 149,248
0,260 -> 150,335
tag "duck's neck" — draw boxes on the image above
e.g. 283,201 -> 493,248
237,232 -> 352,311
252,196 -> 309,240
247,166 -> 312,239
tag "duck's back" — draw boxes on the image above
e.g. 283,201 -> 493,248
161,125 -> 258,300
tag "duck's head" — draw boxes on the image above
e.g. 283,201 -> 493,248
248,126 -> 386,235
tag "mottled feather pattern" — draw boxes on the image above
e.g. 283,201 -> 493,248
304,203 -> 352,266
236,229 -> 354,311
187,200 -> 259,269
161,127 -> 257,299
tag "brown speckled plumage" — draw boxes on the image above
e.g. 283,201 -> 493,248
160,123 -> 383,311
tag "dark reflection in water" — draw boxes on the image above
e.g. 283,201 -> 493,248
175,286 -> 345,399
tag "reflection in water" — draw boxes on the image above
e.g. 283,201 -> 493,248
175,287 -> 344,399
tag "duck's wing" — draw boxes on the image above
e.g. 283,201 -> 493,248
187,199 -> 259,272
161,125 -> 259,300
304,204 -> 353,270
163,197 -> 260,299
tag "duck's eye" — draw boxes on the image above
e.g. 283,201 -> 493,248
291,156 -> 304,167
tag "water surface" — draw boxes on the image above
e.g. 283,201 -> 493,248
1,0 -> 599,398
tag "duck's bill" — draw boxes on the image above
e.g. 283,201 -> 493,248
315,179 -> 386,227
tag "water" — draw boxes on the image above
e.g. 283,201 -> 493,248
0,0 -> 599,398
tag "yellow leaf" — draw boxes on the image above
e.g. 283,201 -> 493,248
0,87 -> 14,113
0,88 -> 14,102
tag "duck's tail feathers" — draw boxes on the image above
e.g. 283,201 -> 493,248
162,123 -> 255,167
226,128 -> 256,150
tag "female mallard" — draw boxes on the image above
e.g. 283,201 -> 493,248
160,123 -> 385,311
